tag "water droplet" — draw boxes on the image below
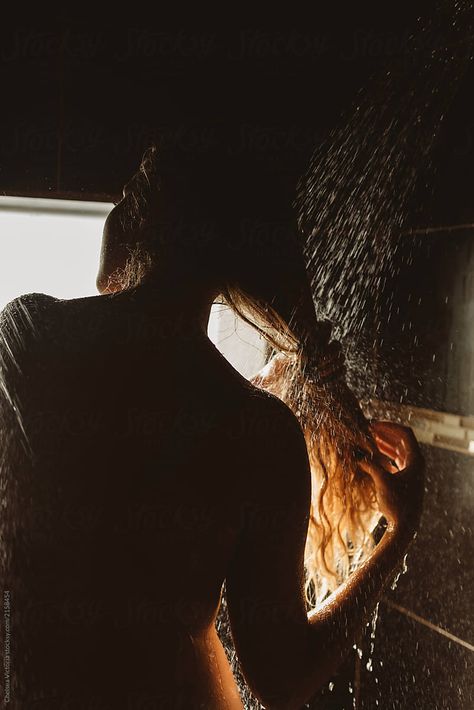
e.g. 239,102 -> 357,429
402,553 -> 409,574
391,571 -> 401,590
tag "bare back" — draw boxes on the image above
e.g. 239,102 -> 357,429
1,290 -> 289,708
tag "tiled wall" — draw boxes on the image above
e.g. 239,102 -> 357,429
356,443 -> 474,710
209,299 -> 474,708
215,395 -> 474,708
337,224 -> 474,709
305,425 -> 474,709
364,400 -> 474,456
371,227 -> 474,417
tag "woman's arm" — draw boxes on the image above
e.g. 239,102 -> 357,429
297,422 -> 424,708
226,406 -> 423,710
295,524 -> 413,708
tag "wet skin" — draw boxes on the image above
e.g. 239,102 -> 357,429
2,284 -> 423,710
3,282 -> 271,708
1,179 -> 266,706
0,177 -> 423,709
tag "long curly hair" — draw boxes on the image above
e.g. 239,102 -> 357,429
114,143 -> 382,607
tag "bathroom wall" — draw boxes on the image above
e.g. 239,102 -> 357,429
2,17 -> 473,710
338,229 -> 474,708
373,228 -> 474,417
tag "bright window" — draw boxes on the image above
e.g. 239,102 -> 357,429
0,196 -> 267,378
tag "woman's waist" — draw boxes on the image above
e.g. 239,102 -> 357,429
13,625 -> 243,708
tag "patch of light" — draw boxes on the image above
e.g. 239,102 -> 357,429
0,196 -> 268,379
0,196 -> 111,311
208,300 -> 268,379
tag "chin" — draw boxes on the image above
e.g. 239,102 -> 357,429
96,253 -> 119,295
96,266 -> 125,295
96,272 -> 110,295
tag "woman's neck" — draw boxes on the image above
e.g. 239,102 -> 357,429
123,269 -> 219,335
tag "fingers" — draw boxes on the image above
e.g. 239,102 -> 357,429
357,446 -> 397,474
371,433 -> 399,461
369,424 -> 401,463
375,451 -> 399,473
370,420 -> 415,446
369,421 -> 421,470
370,421 -> 404,448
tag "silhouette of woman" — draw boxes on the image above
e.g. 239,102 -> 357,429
0,141 -> 423,709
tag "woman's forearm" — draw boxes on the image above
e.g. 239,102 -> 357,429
290,525 -> 413,709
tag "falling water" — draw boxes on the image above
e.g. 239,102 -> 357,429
365,602 -> 381,674
390,552 -> 409,591
0,296 -> 40,459
295,0 -> 474,395
0,7 -> 470,710
215,3 -> 474,708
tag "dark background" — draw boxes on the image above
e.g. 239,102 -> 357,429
1,9 -> 473,708
1,4 -> 467,212
2,8 -> 474,412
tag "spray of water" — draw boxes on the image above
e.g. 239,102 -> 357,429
216,3 -> 474,706
295,1 -> 474,391
0,6 -> 472,708
0,296 -> 40,459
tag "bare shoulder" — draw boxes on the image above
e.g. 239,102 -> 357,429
245,384 -> 306,444
0,291 -> 59,326
0,293 -> 111,365
0,292 -> 60,361
236,384 -> 311,501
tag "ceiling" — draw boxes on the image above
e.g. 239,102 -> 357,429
1,5 -> 473,225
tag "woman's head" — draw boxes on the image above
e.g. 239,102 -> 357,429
97,145 -> 221,294
97,143 -> 309,314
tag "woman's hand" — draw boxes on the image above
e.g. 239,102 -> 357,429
358,421 -> 425,538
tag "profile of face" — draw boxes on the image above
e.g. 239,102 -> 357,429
96,146 -> 308,310
97,151 -> 161,295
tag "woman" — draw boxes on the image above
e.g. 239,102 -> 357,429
0,144 -> 424,709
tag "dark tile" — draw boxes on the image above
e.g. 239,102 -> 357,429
305,652 -> 358,710
384,444 -> 474,643
215,443 -> 473,708
358,604 -> 473,710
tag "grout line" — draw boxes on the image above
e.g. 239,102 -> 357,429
383,599 -> 474,652
403,223 -> 474,235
